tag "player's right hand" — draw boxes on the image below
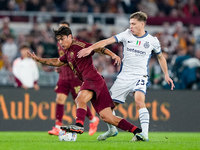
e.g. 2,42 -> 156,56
112,55 -> 121,66
27,51 -> 38,62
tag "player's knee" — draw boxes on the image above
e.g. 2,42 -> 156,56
75,98 -> 86,107
56,95 -> 66,104
135,100 -> 145,110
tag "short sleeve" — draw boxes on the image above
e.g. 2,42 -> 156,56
114,29 -> 128,43
59,53 -> 68,63
152,37 -> 161,54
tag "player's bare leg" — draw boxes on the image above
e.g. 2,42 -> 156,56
99,107 -> 142,141
97,102 -> 119,141
48,93 -> 67,136
61,90 -> 93,134
97,110 -> 118,141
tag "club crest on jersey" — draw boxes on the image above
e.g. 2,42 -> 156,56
144,41 -> 150,49
70,52 -> 74,58
59,50 -> 64,56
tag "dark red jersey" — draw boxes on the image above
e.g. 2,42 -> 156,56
57,42 -> 79,81
59,39 -> 104,88
59,39 -> 115,113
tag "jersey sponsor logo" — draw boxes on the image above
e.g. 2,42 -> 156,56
127,48 -> 146,56
144,41 -> 150,49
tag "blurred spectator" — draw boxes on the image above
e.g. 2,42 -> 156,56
18,1 -> 26,11
150,50 -> 170,89
75,28 -> 90,42
0,17 -> 15,43
0,0 -> 8,10
17,34 -> 26,47
35,45 -> 45,71
43,0 -> 57,12
0,49 -> 4,70
1,34 -> 18,64
170,46 -> 198,89
12,44 -> 39,90
137,0 -> 159,17
26,0 -> 41,11
120,0 -> 140,14
7,0 -> 19,11
42,34 -> 57,58
101,0 -> 119,13
0,54 -> 13,85
159,22 -> 177,55
182,0 -> 199,17
29,22 -> 40,37
0,55 -> 12,72
37,6 -> 52,23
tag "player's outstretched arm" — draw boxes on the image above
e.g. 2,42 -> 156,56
94,47 -> 121,66
27,51 -> 65,67
78,36 -> 116,58
157,53 -> 175,90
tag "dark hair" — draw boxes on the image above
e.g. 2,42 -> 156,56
130,11 -> 147,23
53,26 -> 72,37
20,43 -> 30,50
59,21 -> 70,27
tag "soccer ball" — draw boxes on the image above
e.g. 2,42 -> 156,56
58,130 -> 77,141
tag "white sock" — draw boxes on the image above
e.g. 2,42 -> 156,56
89,116 -> 96,123
139,108 -> 149,138
107,110 -> 116,130
55,125 -> 60,129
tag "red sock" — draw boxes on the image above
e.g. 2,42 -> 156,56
55,104 -> 64,125
75,108 -> 87,127
86,105 -> 93,120
117,119 -> 138,133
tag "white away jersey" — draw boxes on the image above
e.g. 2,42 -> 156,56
114,29 -> 161,79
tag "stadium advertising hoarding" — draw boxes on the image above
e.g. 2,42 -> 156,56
0,87 -> 199,132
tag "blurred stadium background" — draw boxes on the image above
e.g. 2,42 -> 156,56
0,0 -> 200,132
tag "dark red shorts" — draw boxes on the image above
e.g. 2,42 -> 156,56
80,79 -> 115,114
54,79 -> 82,100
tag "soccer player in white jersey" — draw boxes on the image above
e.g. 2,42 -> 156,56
78,11 -> 175,141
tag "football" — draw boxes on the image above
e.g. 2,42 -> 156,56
58,130 -> 77,141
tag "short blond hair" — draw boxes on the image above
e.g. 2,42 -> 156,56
130,11 -> 147,23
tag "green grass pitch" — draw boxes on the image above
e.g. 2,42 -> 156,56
0,132 -> 199,150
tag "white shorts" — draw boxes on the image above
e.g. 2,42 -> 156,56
110,75 -> 148,104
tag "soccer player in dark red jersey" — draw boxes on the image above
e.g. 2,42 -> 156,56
28,26 -> 142,140
48,22 -> 99,136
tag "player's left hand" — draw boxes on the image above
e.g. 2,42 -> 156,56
77,48 -> 93,58
112,55 -> 121,66
165,75 -> 175,90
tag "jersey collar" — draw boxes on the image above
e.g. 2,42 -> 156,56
132,31 -> 148,38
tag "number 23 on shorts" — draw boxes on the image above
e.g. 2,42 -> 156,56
136,79 -> 145,86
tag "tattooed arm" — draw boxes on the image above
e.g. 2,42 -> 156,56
27,51 -> 66,67
94,47 -> 121,66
